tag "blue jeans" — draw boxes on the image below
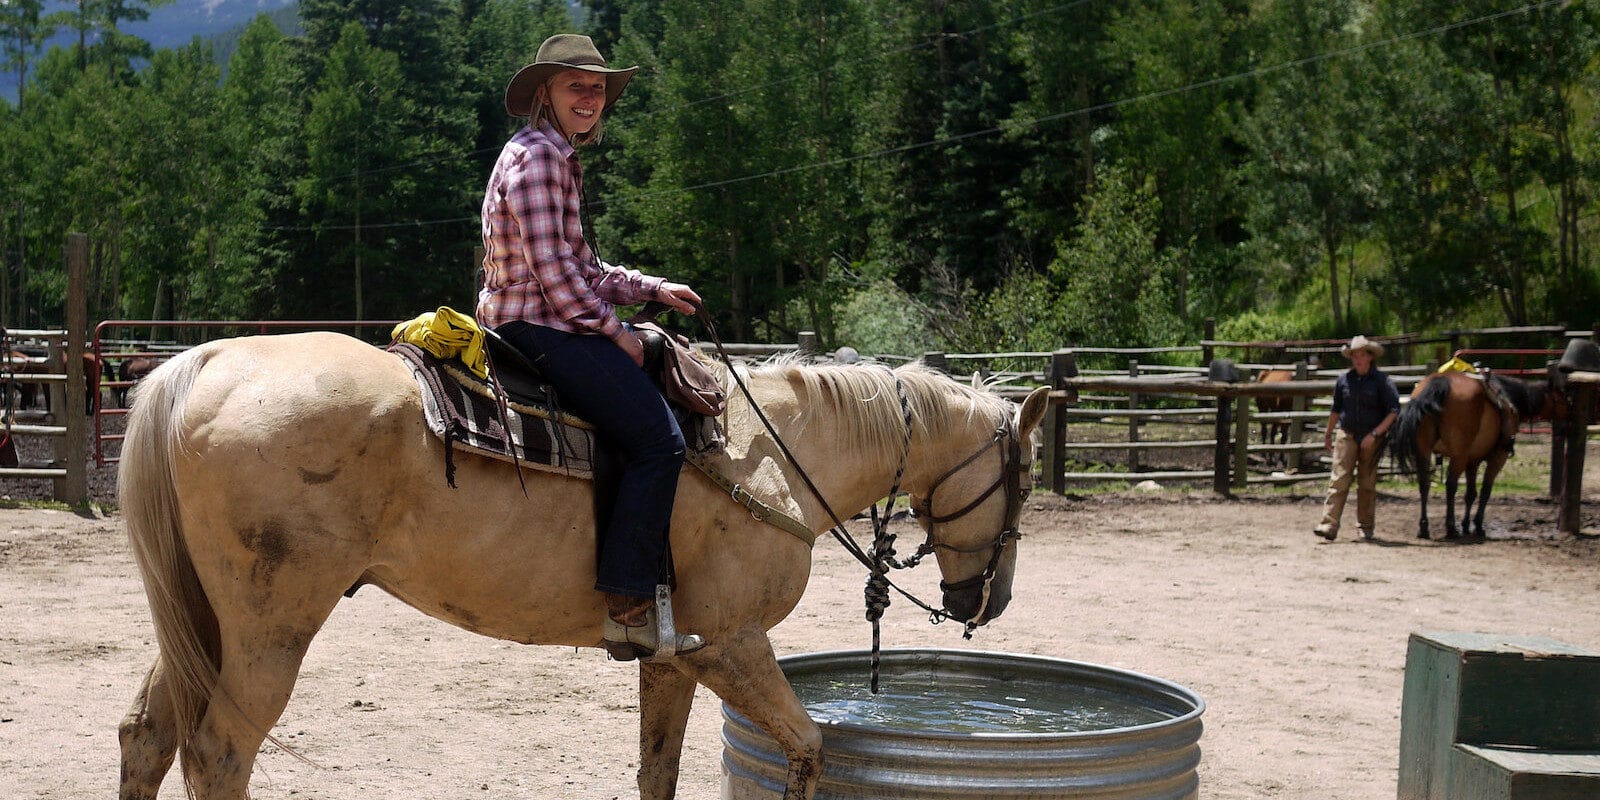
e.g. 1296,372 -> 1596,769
496,321 -> 685,598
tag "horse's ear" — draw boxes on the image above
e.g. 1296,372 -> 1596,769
1017,386 -> 1051,439
971,372 -> 983,391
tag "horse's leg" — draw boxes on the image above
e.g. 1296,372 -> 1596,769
1444,462 -> 1463,539
677,626 -> 823,800
119,659 -> 180,800
181,610 -> 330,797
1415,455 -> 1432,539
1474,453 -> 1508,537
1461,462 -> 1482,538
638,662 -> 698,800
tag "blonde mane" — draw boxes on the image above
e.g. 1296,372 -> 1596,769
709,355 -> 1012,458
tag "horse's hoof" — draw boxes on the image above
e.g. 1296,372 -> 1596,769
1416,530 -> 1430,540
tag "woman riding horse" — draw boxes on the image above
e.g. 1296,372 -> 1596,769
116,337 -> 1051,800
482,34 -> 706,660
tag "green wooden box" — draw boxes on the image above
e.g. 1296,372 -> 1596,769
1398,631 -> 1600,800
1449,745 -> 1600,800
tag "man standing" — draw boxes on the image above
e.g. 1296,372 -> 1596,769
1314,335 -> 1401,541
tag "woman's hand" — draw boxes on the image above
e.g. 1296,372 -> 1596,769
657,282 -> 702,315
619,330 -> 645,367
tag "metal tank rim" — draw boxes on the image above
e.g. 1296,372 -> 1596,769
724,647 -> 1206,740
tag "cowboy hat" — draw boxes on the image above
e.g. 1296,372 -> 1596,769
1341,335 -> 1384,358
504,34 -> 638,117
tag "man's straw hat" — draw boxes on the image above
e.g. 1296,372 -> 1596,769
1341,335 -> 1384,358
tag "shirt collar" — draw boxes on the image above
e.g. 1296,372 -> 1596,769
525,119 -> 577,162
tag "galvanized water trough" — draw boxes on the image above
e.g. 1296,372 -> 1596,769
722,649 -> 1204,799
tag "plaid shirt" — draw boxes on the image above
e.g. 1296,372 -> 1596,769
477,121 -> 662,347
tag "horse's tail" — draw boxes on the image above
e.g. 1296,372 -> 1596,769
1389,376 -> 1449,475
119,344 -> 218,751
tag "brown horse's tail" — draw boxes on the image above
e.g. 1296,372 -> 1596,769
119,345 -> 220,754
1389,375 -> 1450,475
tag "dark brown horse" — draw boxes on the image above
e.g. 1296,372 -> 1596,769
112,356 -> 159,408
0,350 -> 98,414
1253,369 -> 1295,468
1389,371 -> 1567,539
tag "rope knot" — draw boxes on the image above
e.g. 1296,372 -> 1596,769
863,572 -> 891,622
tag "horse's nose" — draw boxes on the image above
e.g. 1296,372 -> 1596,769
942,583 -> 1011,624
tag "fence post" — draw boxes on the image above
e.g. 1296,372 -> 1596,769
1127,359 -> 1141,471
1202,317 -> 1215,367
1209,358 -> 1237,496
57,233 -> 88,505
922,351 -> 947,374
1232,392 -> 1250,491
1213,394 -> 1232,496
1550,362 -> 1566,498
797,331 -> 816,358
1290,361 -> 1309,471
1557,380 -> 1592,535
1044,349 -> 1077,495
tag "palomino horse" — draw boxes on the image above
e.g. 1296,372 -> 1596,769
1252,368 -> 1294,468
117,332 -> 1051,800
1389,370 -> 1566,539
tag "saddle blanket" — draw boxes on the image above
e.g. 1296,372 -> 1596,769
389,342 -> 598,484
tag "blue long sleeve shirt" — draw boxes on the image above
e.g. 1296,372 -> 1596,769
1331,368 -> 1401,438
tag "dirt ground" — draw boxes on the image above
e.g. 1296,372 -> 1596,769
3,451 -> 1600,799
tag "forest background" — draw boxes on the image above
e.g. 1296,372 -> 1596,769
2,0 -> 1598,355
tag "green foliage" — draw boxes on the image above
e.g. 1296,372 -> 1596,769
825,271 -> 939,357
2,0 -> 1600,354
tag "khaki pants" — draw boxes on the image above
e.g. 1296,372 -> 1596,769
1318,429 -> 1381,534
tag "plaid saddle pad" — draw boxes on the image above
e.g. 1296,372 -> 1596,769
389,342 -> 598,485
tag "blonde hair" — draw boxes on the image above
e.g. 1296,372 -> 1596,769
532,80 -> 607,146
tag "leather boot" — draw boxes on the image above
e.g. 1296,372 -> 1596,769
602,588 -> 705,662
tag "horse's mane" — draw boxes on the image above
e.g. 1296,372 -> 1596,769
705,354 -> 1012,457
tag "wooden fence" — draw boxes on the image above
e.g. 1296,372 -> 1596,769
0,234 -> 88,503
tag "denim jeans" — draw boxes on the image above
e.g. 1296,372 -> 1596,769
496,321 -> 685,598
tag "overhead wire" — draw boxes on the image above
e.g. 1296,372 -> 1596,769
263,0 -> 1102,194
278,0 -> 1569,231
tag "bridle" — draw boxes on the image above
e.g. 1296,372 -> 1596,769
915,416 -> 1030,629
692,305 -> 1030,690
694,305 -> 1030,688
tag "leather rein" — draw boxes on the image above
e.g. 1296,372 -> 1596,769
690,304 -> 1028,688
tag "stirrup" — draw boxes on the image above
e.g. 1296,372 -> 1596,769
602,585 -> 705,663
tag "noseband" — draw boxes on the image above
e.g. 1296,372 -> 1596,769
915,416 -> 1031,634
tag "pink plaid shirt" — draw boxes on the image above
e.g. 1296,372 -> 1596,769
477,121 -> 663,347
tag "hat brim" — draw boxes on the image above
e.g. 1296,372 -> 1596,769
1342,342 -> 1384,357
504,62 -> 637,117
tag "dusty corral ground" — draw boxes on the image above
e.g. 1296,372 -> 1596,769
3,445 -> 1600,799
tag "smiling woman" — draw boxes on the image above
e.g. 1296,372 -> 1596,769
480,34 -> 712,664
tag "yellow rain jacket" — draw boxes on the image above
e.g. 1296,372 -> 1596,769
392,307 -> 488,379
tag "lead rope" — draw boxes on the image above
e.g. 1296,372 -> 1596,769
865,374 -> 913,693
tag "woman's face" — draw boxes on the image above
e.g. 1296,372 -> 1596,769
544,68 -> 607,138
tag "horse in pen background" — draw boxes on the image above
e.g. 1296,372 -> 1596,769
1252,368 -> 1295,469
1389,369 -> 1568,539
115,331 -> 1050,800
